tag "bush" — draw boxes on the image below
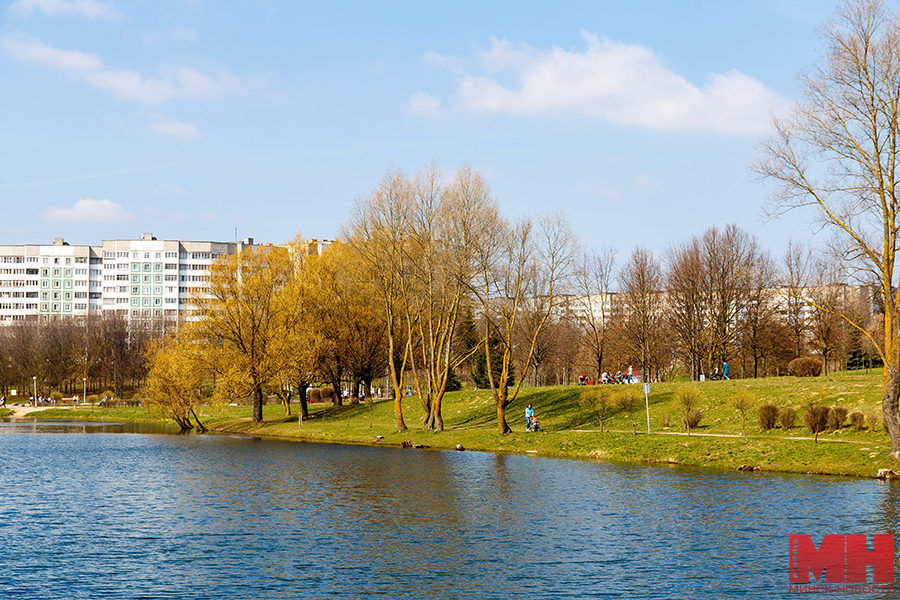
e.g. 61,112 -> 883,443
758,404 -> 779,431
684,409 -> 703,430
779,408 -> 796,430
804,405 -> 831,442
868,413 -> 881,432
675,386 -> 701,435
788,357 -> 823,377
308,388 -> 322,403
828,406 -> 848,431
849,412 -> 865,432
86,394 -> 99,404
50,390 -> 63,402
661,414 -> 671,428
731,391 -> 754,437
100,390 -> 116,401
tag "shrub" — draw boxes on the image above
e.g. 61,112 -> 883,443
579,387 -> 613,432
661,414 -> 671,428
849,412 -> 865,432
731,391 -> 754,437
101,390 -> 116,401
684,409 -> 703,430
828,406 -> 848,431
867,413 -> 881,433
675,386 -> 701,435
758,404 -> 779,431
788,357 -> 823,377
779,408 -> 796,430
804,405 -> 831,442
50,390 -> 63,402
614,388 -> 641,434
86,394 -> 99,404
308,388 -> 322,403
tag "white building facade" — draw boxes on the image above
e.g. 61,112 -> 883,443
0,233 -> 253,323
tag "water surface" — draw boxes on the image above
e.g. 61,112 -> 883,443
0,420 -> 896,598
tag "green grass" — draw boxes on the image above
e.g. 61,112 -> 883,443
21,369 -> 897,478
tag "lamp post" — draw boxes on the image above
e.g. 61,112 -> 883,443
32,376 -> 36,407
82,378 -> 86,408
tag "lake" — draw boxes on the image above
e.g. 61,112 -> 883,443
0,419 -> 897,599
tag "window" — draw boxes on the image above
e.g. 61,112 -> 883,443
131,275 -> 139,283
63,304 -> 70,311
116,298 -> 127,304
75,257 -> 87,264
165,263 -> 177,270
132,263 -> 139,271
154,263 -> 161,271
64,269 -> 71,277
142,298 -> 150,306
116,275 -> 129,282
40,303 -> 48,311
104,252 -> 115,258
117,252 -> 128,258
74,292 -> 86,299
143,287 -> 150,295
165,275 -> 176,281
52,292 -> 60,300
40,292 -> 47,300
117,264 -> 127,270
144,252 -> 150,259
143,263 -> 151,272
41,269 -> 48,277
143,275 -> 151,283
165,252 -> 176,258
52,269 -> 60,277
154,275 -> 161,283
27,257 -> 38,263
131,298 -> 139,306
65,258 -> 71,265
64,292 -> 71,300
154,287 -> 161,295
132,287 -> 139,295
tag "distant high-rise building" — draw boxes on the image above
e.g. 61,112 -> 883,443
0,233 -> 254,323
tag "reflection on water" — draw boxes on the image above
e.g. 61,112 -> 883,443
0,421 -> 897,599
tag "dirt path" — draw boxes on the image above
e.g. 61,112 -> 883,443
4,404 -> 72,418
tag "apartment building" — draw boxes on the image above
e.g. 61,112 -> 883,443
0,233 -> 254,323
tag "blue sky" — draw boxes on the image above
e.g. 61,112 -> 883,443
1,0 -> 839,257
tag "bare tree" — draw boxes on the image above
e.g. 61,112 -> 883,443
472,212 -> 577,433
618,247 -> 664,382
753,0 -> 900,456
666,238 -> 706,380
573,247 -> 617,380
781,240 -> 812,359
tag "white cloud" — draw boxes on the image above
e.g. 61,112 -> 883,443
9,0 -> 123,19
41,198 -> 136,223
146,113 -> 203,140
1,34 -> 241,104
412,31 -> 788,135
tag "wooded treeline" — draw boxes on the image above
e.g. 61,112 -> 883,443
0,165 -> 878,433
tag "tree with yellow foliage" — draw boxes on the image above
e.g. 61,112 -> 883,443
192,244 -> 296,423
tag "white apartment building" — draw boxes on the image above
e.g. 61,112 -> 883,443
0,233 -> 254,323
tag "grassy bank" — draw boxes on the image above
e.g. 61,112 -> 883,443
27,369 -> 897,478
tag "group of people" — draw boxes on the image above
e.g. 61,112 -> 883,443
708,362 -> 730,381
578,367 -> 638,386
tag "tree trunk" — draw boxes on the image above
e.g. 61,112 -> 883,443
297,382 -> 309,420
253,385 -> 264,423
884,367 -> 900,459
496,401 -> 511,434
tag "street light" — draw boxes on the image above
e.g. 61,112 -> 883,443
32,376 -> 36,407
82,378 -> 86,409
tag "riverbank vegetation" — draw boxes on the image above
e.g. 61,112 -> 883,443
29,370 -> 894,478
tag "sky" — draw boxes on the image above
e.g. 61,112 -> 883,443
0,0 -> 844,258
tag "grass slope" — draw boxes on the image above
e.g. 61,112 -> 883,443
26,370 -> 895,478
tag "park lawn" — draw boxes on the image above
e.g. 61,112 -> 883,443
22,369 -> 896,478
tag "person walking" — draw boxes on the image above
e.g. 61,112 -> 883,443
723,361 -> 730,380
525,404 -> 535,431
